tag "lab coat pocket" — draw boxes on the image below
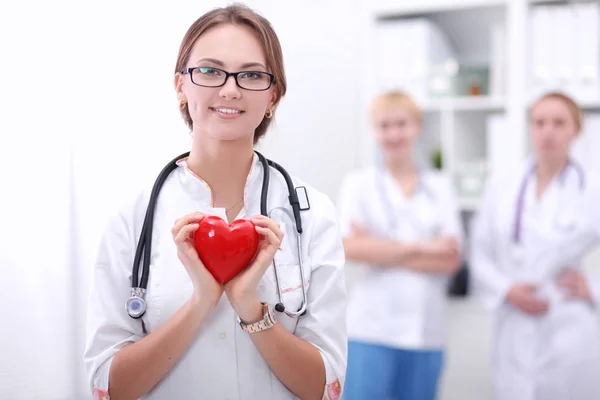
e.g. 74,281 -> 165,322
272,259 -> 312,333
554,214 -> 578,234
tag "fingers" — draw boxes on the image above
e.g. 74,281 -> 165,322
556,277 -> 578,291
255,225 -> 282,248
174,222 -> 200,244
251,216 -> 284,242
171,212 -> 205,238
524,303 -> 549,315
433,237 -> 460,254
521,283 -> 539,292
556,270 -> 583,294
440,236 -> 459,247
557,274 -> 589,301
522,297 -> 549,315
557,268 -> 577,280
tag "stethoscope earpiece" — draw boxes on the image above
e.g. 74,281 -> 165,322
275,303 -> 285,313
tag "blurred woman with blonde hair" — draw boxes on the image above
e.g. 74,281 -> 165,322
338,90 -> 464,400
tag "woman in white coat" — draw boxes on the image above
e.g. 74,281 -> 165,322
338,91 -> 464,400
83,5 -> 347,400
471,91 -> 600,400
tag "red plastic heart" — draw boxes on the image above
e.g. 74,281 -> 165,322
194,216 -> 260,284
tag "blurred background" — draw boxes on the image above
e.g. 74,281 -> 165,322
1,0 -> 600,399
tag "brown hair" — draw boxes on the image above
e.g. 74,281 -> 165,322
174,4 -> 287,143
369,90 -> 423,125
532,91 -> 583,132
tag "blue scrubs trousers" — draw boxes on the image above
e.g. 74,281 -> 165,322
343,340 -> 444,400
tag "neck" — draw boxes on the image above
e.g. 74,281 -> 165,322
535,156 -> 568,199
536,156 -> 569,185
385,155 -> 419,198
186,134 -> 255,208
385,155 -> 417,179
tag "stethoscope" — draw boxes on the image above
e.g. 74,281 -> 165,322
126,150 -> 310,321
512,159 -> 585,245
509,159 -> 586,369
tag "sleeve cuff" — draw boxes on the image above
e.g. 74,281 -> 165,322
91,356 -> 113,399
316,346 -> 343,400
478,277 -> 513,311
93,388 -> 110,400
585,274 -> 600,307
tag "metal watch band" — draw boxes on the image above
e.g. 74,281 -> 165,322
238,303 -> 276,333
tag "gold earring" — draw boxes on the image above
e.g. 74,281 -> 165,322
180,101 -> 187,110
265,109 -> 273,119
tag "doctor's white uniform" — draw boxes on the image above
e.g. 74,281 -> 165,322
471,158 -> 600,400
83,154 -> 348,400
337,166 -> 464,399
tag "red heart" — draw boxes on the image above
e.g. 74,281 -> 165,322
194,216 -> 260,284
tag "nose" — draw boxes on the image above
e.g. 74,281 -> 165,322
541,125 -> 556,140
384,127 -> 405,139
219,75 -> 241,100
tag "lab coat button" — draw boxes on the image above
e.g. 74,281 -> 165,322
219,332 -> 227,339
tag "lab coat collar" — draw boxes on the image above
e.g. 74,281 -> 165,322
175,152 -> 263,210
520,155 -> 584,211
380,166 -> 434,208
524,154 -> 583,187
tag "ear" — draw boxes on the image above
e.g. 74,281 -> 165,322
415,120 -> 423,132
174,73 -> 187,103
268,90 -> 277,112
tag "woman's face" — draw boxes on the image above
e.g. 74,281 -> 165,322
175,23 -> 275,141
530,97 -> 579,164
372,106 -> 421,161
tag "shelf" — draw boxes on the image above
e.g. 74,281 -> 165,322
578,100 -> 600,112
528,0 -> 584,5
372,0 -> 506,18
420,96 -> 505,112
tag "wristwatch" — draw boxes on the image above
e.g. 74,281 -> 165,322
238,303 -> 276,333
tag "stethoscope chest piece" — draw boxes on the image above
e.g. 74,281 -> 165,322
126,288 -> 147,319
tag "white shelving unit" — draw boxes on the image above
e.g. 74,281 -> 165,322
359,0 -> 600,212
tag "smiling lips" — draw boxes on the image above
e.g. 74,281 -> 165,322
210,106 -> 245,119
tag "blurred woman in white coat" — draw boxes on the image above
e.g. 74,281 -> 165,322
471,92 -> 600,400
338,91 -> 464,400
83,5 -> 346,400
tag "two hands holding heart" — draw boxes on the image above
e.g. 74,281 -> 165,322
171,212 -> 283,322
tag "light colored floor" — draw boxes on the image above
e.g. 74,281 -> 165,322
439,298 -> 494,400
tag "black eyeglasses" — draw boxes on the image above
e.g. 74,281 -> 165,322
182,67 -> 275,91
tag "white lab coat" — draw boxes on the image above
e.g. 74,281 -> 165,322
471,157 -> 600,400
83,154 -> 347,400
337,166 -> 464,350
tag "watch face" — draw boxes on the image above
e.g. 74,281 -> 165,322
127,297 -> 146,318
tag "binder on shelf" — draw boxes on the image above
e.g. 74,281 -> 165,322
373,18 -> 455,101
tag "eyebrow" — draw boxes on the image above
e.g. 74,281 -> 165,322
195,58 -> 267,70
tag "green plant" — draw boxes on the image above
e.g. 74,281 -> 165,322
431,148 -> 443,170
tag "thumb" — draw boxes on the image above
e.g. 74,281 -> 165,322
522,283 -> 539,292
